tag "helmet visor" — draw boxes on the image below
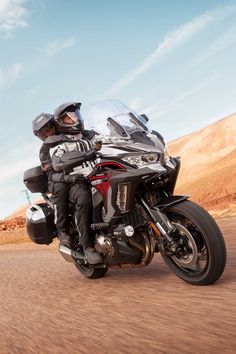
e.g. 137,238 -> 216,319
37,121 -> 55,140
58,108 -> 84,126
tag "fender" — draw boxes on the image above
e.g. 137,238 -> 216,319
139,195 -> 189,241
155,195 -> 189,211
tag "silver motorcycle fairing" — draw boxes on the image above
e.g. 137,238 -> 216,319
99,141 -> 165,158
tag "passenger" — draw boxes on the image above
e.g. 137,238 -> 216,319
32,113 -> 78,248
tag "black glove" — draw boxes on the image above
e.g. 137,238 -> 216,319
63,174 -> 83,184
86,148 -> 97,161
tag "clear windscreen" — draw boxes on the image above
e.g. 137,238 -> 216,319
86,99 -> 150,137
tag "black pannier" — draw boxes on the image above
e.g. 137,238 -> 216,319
26,203 -> 57,244
23,165 -> 48,193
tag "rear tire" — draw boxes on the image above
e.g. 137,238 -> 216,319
160,200 -> 226,285
74,263 -> 108,279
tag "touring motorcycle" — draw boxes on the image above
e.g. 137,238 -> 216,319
23,99 -> 226,285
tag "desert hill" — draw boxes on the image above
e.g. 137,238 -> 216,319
168,113 -> 236,218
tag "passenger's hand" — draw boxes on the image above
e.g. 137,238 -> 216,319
63,175 -> 83,184
70,175 -> 83,184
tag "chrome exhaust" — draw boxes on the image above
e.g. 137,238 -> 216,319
59,245 -> 86,263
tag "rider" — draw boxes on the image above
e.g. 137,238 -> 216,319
48,102 -> 103,264
32,113 -> 79,248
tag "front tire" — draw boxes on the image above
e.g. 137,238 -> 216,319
159,200 -> 226,285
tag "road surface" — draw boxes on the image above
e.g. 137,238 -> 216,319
0,218 -> 235,354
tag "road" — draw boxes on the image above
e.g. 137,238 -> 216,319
0,218 -> 235,354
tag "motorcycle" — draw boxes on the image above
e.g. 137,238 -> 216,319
23,99 -> 226,284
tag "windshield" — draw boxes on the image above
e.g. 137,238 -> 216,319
87,99 -> 150,137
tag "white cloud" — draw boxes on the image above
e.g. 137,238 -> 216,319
0,62 -> 23,90
142,75 -> 219,118
0,139 -> 41,219
0,156 -> 37,184
44,37 -> 77,56
108,5 -> 235,94
0,141 -> 40,184
192,25 -> 236,66
0,0 -> 29,36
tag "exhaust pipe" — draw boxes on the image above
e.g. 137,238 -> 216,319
59,245 -> 86,263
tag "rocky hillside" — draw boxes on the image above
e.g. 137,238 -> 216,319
0,216 -> 25,231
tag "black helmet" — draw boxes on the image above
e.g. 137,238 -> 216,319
54,101 -> 84,135
32,113 -> 55,141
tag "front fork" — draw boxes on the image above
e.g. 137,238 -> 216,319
139,197 -> 178,253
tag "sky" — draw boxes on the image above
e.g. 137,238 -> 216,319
0,0 -> 236,218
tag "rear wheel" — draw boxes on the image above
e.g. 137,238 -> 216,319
159,200 -> 226,285
74,263 -> 108,279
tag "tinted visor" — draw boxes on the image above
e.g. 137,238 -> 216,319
58,108 -> 84,125
37,121 -> 55,140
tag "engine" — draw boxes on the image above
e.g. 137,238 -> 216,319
95,234 -> 115,256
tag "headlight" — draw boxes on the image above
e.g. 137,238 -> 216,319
122,153 -> 158,168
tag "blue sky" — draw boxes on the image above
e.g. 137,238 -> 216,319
0,0 -> 236,218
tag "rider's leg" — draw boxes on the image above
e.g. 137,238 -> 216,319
69,181 -> 102,264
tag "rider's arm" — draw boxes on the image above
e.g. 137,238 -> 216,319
51,147 -> 97,172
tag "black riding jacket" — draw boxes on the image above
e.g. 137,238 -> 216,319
39,130 -> 97,182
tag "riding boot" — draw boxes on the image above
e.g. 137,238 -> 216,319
58,231 -> 71,248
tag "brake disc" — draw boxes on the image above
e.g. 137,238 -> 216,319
171,222 -> 198,268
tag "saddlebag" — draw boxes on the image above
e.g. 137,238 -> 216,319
23,165 -> 48,193
26,203 -> 57,244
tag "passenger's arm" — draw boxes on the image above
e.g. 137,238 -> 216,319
39,143 -> 52,172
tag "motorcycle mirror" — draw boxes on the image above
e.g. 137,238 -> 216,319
107,117 -> 129,138
129,113 -> 149,132
140,114 -> 149,122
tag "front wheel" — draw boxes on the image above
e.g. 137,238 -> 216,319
159,200 -> 226,285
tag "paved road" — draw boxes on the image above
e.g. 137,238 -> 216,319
0,218 -> 235,354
